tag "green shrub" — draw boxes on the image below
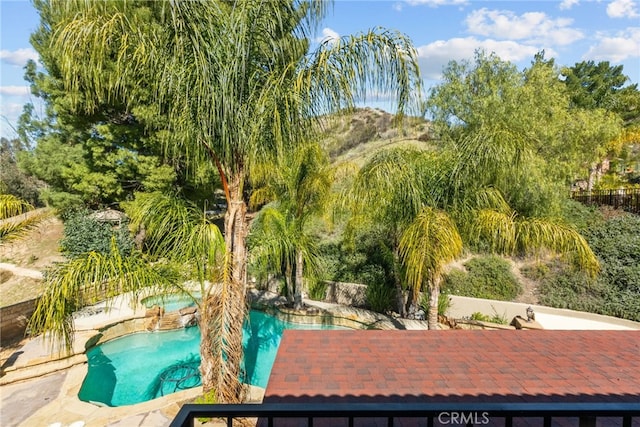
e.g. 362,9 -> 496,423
318,226 -> 397,291
60,208 -> 134,258
582,214 -> 640,294
438,290 -> 451,316
366,280 -> 396,314
443,256 -> 521,301
560,199 -> 604,233
489,311 -> 508,324
420,289 -> 451,317
307,279 -> 327,301
470,311 -> 489,321
194,389 -> 217,423
535,260 -> 640,322
469,308 -> 508,324
39,188 -> 84,218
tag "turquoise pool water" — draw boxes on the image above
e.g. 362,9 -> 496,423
141,293 -> 200,313
78,310 -> 344,407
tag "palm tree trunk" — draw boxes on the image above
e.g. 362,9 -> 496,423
285,262 -> 294,305
199,171 -> 248,403
427,277 -> 440,330
294,250 -> 304,310
225,174 -> 248,290
393,247 -> 406,317
199,294 -> 222,394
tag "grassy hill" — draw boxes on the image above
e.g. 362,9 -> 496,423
319,108 -> 435,166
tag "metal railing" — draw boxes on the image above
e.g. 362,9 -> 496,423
571,188 -> 640,214
170,402 -> 640,427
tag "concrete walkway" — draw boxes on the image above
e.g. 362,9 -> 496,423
447,295 -> 640,330
0,263 -> 43,280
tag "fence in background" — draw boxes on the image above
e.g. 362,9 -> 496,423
571,188 -> 640,214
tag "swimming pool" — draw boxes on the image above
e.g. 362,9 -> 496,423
78,310 -> 345,407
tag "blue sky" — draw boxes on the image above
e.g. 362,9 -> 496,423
1,0 -> 639,139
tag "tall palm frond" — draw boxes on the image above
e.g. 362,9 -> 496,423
250,205 -> 296,275
399,207 -> 463,328
0,209 -> 53,243
123,192 -> 225,291
347,148 -> 430,228
29,241 -> 176,350
469,208 -> 599,277
400,208 -> 463,293
297,28 -> 422,119
449,127 -> 533,198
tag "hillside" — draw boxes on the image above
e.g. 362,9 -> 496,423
319,108 -> 436,165
0,218 -> 65,307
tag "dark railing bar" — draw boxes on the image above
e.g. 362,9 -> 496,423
580,416 -> 597,427
170,402 -> 640,427
623,416 -> 632,427
505,416 -> 513,427
308,416 -> 313,427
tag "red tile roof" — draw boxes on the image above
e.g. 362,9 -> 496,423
264,330 -> 640,404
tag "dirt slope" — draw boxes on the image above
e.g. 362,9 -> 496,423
0,217 -> 65,306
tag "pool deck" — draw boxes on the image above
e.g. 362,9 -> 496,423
1,292 -> 639,427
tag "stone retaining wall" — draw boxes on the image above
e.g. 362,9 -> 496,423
257,279 -> 368,307
0,298 -> 39,346
322,281 -> 367,307
265,307 -> 370,330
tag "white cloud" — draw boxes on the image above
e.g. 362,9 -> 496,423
316,27 -> 340,45
583,28 -> 640,62
607,0 -> 639,18
465,8 -> 584,46
559,0 -> 579,10
0,86 -> 31,96
0,48 -> 39,66
405,0 -> 468,6
416,37 -> 550,80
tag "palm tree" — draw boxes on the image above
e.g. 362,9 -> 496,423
346,148 -> 440,317
250,143 -> 331,309
0,194 -> 32,219
35,0 -> 421,402
347,147 -> 599,329
399,207 -> 463,328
